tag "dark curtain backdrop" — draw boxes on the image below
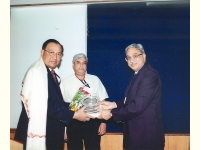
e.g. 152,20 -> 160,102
87,2 -> 190,133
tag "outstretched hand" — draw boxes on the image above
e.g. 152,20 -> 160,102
73,106 -> 94,122
100,101 -> 117,110
98,109 -> 112,120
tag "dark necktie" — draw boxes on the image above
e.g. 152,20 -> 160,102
51,69 -> 58,83
51,69 -> 66,140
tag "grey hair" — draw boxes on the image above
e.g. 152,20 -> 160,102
72,53 -> 88,63
125,43 -> 145,54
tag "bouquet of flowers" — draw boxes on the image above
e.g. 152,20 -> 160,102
69,86 -> 90,111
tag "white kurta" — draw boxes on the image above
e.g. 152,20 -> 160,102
62,73 -> 108,102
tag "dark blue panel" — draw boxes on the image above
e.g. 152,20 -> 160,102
87,2 -> 190,133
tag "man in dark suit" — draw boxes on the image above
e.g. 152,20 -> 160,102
14,39 -> 92,150
99,43 -> 165,150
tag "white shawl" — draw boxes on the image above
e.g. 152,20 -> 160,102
21,57 -> 65,150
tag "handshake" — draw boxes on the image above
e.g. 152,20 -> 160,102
97,101 -> 117,120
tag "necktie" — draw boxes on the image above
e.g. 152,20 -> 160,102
51,69 -> 58,83
51,69 -> 66,141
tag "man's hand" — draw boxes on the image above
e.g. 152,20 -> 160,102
98,109 -> 112,120
73,106 -> 94,122
98,123 -> 106,135
100,101 -> 117,110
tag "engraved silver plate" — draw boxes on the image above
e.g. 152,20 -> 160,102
81,96 -> 100,117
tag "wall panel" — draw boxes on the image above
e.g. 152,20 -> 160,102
10,129 -> 190,150
87,2 -> 190,133
10,4 -> 87,128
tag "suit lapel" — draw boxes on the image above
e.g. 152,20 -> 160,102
125,74 -> 138,97
125,63 -> 148,98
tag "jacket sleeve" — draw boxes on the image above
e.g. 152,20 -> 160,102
47,70 -> 75,125
47,99 -> 75,125
111,70 -> 161,122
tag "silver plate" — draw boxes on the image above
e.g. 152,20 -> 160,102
81,96 -> 99,107
81,96 -> 100,117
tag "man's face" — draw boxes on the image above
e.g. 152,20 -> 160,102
40,42 -> 62,69
126,47 -> 146,72
73,57 -> 87,76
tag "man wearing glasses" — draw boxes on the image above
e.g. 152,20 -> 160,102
98,43 -> 165,150
63,53 -> 108,150
14,39 -> 92,150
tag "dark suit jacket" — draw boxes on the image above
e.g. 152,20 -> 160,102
111,63 -> 165,150
15,67 -> 74,150
46,67 -> 74,150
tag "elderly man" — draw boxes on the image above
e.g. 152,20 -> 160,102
14,39 -> 92,150
99,43 -> 165,150
63,53 -> 108,150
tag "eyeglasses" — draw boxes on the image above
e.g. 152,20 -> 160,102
125,53 -> 143,61
44,49 -> 63,58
